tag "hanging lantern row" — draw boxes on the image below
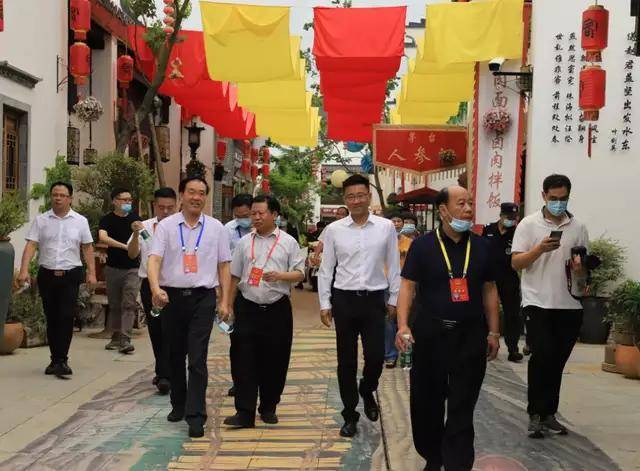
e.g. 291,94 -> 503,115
116,54 -> 134,115
240,157 -> 251,176
216,140 -> 227,161
262,164 -> 270,178
70,0 -> 91,41
251,165 -> 259,183
260,146 -> 270,163
261,179 -> 270,193
69,0 -> 91,88
250,147 -> 259,164
163,0 -> 176,36
581,5 -> 609,62
70,42 -> 91,86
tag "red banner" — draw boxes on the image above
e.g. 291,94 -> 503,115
373,125 -> 467,174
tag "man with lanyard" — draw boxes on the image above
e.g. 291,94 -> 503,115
222,195 -> 305,428
223,193 -> 253,398
18,181 -> 96,377
511,174 -> 588,439
99,188 -> 142,354
225,193 -> 253,255
147,176 -> 232,438
483,202 -> 524,362
127,187 -> 177,395
396,186 -> 500,471
318,174 -> 400,438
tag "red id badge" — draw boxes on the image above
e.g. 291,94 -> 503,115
183,254 -> 198,274
449,278 -> 470,303
248,267 -> 263,286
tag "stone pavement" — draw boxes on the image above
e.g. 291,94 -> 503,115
0,289 -> 639,470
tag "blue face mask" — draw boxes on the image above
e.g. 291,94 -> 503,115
236,218 -> 252,229
121,203 -> 132,214
502,219 -> 516,228
400,224 -> 416,235
450,217 -> 473,233
546,200 -> 568,217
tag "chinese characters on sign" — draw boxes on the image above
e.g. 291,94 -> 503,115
373,126 -> 467,174
614,32 -> 637,152
486,75 -> 508,209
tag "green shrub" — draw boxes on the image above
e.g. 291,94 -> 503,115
588,237 -> 626,297
0,192 -> 28,239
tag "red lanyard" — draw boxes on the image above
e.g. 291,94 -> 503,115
250,230 -> 280,268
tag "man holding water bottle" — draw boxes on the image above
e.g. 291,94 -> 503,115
127,187 -> 177,395
396,186 -> 500,471
222,195 -> 305,428
147,176 -> 232,438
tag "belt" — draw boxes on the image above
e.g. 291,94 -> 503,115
431,316 -> 485,330
240,294 -> 287,310
163,286 -> 215,297
40,267 -> 80,277
333,288 -> 385,297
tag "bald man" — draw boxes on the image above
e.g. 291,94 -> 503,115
395,186 -> 500,471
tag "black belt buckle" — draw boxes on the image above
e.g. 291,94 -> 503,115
53,270 -> 66,277
257,304 -> 269,310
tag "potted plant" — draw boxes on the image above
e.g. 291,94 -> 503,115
0,192 -> 28,343
605,280 -> 640,379
580,237 -> 626,344
0,302 -> 25,355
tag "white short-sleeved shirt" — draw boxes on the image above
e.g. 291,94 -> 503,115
231,229 -> 305,305
150,212 -> 232,289
511,209 -> 589,310
26,209 -> 93,270
127,217 -> 157,278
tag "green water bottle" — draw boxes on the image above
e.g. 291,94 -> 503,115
400,334 -> 413,370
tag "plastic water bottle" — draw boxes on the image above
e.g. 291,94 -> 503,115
400,334 -> 413,370
216,317 -> 234,334
150,306 -> 162,318
140,229 -> 151,241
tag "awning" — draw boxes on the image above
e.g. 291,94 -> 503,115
394,186 -> 439,205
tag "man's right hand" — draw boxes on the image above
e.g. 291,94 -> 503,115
131,221 -> 144,233
17,271 -> 30,286
537,237 -> 561,254
395,325 -> 414,353
320,309 -> 332,328
152,289 -> 170,308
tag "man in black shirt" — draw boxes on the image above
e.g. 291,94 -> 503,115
482,202 -> 524,362
396,186 -> 500,471
99,188 -> 142,354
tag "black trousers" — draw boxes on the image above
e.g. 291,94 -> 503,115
410,316 -> 487,471
524,306 -> 583,417
496,276 -> 522,354
140,278 -> 169,379
230,294 -> 293,422
332,289 -> 386,422
37,267 -> 82,363
161,287 -> 216,424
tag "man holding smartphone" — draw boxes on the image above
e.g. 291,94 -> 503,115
511,174 -> 589,439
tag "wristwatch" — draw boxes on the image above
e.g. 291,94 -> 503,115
488,331 -> 501,339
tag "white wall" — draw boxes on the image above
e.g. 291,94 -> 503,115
527,0 -> 640,279
0,0 -> 68,263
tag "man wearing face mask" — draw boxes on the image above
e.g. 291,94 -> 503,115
483,203 -> 524,362
401,212 -> 419,240
99,188 -> 142,354
395,186 -> 500,471
226,194 -> 253,255
512,174 -> 588,439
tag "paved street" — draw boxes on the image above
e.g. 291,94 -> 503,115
1,289 -> 639,471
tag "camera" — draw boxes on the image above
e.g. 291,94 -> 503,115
489,57 -> 506,72
571,246 -> 601,271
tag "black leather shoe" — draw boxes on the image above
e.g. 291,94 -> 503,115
58,361 -> 73,375
223,413 -> 255,428
508,352 -> 524,363
260,412 -> 278,424
156,378 -> 170,395
227,386 -> 236,397
339,421 -> 358,438
45,362 -> 57,375
188,422 -> 205,438
359,390 -> 379,422
167,408 -> 185,422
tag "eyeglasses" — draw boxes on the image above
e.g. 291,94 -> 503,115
345,193 -> 369,202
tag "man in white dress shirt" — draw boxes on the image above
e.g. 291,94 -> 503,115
127,187 -> 177,395
318,174 -> 401,438
147,176 -> 232,438
222,195 -> 305,428
18,182 -> 96,377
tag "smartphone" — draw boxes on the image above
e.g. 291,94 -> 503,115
549,230 -> 563,240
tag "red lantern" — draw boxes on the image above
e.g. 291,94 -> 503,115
262,164 -> 270,178
579,65 -> 606,121
242,140 -> 251,158
250,147 -> 259,163
260,146 -> 270,163
70,0 -> 91,41
240,158 -> 251,176
216,141 -> 227,160
117,55 -> 134,88
70,42 -> 91,85
261,179 -> 270,193
163,6 -> 175,15
581,5 -> 609,62
251,165 -> 259,183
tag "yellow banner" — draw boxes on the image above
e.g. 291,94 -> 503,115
267,108 -> 319,148
390,109 -> 450,126
422,0 -> 523,64
401,73 -> 474,103
237,60 -> 307,109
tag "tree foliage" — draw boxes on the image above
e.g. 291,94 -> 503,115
30,155 -> 73,212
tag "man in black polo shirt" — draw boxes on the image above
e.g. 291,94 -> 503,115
396,185 -> 500,471
482,202 -> 523,362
